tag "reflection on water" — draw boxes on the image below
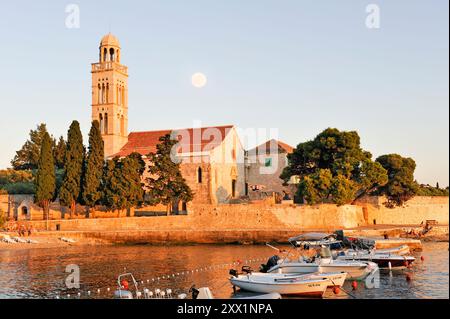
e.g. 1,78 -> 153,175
0,242 -> 448,299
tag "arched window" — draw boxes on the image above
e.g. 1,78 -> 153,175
197,167 -> 203,184
98,84 -> 101,104
106,83 -> 109,103
104,113 -> 108,134
110,48 -> 115,62
118,87 -> 121,105
103,48 -> 107,62
102,83 -> 106,104
121,86 -> 125,106
99,114 -> 104,134
120,115 -> 125,136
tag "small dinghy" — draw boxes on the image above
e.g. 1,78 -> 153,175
229,267 -> 329,297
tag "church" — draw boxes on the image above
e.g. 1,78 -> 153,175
91,34 -> 294,205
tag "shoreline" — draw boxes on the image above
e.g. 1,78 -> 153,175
1,224 -> 448,251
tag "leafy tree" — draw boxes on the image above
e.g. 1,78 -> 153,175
282,128 -> 388,205
34,132 -> 56,221
145,134 -> 193,215
81,121 -> 104,214
375,154 -> 419,207
417,184 -> 449,196
296,169 -> 332,204
330,174 -> 358,206
53,136 -> 67,169
59,121 -> 84,218
11,124 -> 55,170
102,153 -> 145,211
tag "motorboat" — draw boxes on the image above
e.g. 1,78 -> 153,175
336,250 -> 415,269
229,270 -> 329,297
289,232 -> 343,250
262,247 -> 378,280
345,244 -> 410,256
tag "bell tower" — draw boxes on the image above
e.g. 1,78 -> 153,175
91,33 -> 128,158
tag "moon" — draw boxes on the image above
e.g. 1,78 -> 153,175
191,72 -> 207,88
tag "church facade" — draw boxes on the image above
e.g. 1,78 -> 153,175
91,34 -> 294,204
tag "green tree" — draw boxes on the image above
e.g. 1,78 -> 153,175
81,121 -> 104,216
375,154 -> 419,207
282,128 -> 388,205
145,134 -> 193,215
53,136 -> 67,169
34,132 -> 56,222
296,169 -> 332,204
11,123 -> 55,170
102,153 -> 145,212
59,121 -> 84,218
330,174 -> 358,206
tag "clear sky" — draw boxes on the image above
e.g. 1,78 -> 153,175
0,0 -> 448,186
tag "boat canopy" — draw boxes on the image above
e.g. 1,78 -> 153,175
288,232 -> 336,243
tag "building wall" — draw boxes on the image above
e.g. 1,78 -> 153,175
246,152 -> 291,199
209,127 -> 246,203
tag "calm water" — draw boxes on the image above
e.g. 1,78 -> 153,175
0,242 -> 448,299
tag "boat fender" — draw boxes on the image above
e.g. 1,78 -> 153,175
420,256 -> 425,262
351,281 -> 358,290
333,287 -> 341,295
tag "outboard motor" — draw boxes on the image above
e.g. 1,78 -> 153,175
259,255 -> 280,273
189,285 -> 200,299
229,269 -> 238,277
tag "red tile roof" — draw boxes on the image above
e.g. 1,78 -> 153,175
111,125 -> 234,158
248,139 -> 294,156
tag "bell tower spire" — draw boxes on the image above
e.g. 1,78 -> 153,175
91,33 -> 128,158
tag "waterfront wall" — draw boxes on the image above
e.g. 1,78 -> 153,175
27,202 -> 365,232
4,194 -> 448,237
23,196 -> 448,234
355,196 -> 449,225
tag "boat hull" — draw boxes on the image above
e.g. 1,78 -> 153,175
337,255 -> 415,269
230,276 -> 328,297
268,263 -> 373,280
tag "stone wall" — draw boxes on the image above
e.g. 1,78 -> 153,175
7,196 -> 449,235
27,202 -> 365,232
356,196 -> 449,225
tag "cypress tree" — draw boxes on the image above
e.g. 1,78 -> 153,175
34,132 -> 56,224
146,134 -> 193,215
53,136 -> 67,169
59,121 -> 84,218
82,121 -> 104,216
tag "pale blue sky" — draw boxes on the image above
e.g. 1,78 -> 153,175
0,0 -> 448,185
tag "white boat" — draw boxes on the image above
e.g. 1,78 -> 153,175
337,250 -> 415,269
346,245 -> 410,256
275,271 -> 347,288
289,232 -> 343,250
264,247 -> 378,280
230,272 -> 329,297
